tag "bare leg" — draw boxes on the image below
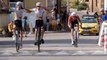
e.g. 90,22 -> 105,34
29,23 -> 33,34
20,31 -> 23,48
41,28 -> 44,39
35,29 -> 37,40
70,28 -> 74,45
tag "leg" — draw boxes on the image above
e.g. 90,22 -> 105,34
29,23 -> 33,34
70,28 -> 74,45
75,24 -> 79,38
41,27 -> 45,44
35,28 -> 37,40
20,30 -> 23,48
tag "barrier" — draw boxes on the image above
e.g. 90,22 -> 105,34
104,27 -> 107,52
98,22 -> 107,46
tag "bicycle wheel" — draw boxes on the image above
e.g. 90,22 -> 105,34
74,30 -> 78,47
20,37 -> 23,49
15,30 -> 20,52
37,27 -> 41,52
16,43 -> 20,52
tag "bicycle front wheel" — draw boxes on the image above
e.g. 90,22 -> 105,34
74,30 -> 78,47
37,27 -> 41,52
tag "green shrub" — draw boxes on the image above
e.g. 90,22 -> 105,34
71,0 -> 80,8
77,3 -> 88,11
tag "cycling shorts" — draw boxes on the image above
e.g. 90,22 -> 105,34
14,19 -> 22,31
71,20 -> 79,29
35,20 -> 43,28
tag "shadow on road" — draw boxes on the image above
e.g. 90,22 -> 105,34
0,38 -> 98,46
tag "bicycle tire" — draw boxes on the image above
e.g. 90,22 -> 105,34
16,43 -> 20,52
15,30 -> 20,52
74,29 -> 78,47
37,27 -> 41,52
20,38 -> 23,49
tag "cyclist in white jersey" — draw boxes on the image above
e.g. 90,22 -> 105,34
11,1 -> 25,41
25,2 -> 46,44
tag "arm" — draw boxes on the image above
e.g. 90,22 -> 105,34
77,16 -> 81,23
24,9 -> 33,13
77,16 -> 82,27
68,16 -> 71,28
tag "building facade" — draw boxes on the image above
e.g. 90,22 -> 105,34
88,0 -> 104,12
0,0 -> 9,28
0,0 -> 56,28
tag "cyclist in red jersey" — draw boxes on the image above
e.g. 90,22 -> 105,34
68,12 -> 82,45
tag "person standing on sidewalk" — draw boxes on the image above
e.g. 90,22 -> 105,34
25,2 -> 46,44
22,16 -> 28,37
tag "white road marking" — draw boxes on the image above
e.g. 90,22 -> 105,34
54,51 -> 69,55
72,51 -> 88,55
36,52 -> 51,55
0,50 -> 107,56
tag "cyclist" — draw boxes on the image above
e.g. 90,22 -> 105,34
25,2 -> 46,44
68,12 -> 82,45
10,1 -> 24,46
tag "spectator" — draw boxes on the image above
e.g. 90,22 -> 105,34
50,10 -> 57,31
8,21 -> 14,37
22,16 -> 28,37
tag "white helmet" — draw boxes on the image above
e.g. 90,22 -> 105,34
16,1 -> 23,7
36,2 -> 41,6
70,12 -> 77,16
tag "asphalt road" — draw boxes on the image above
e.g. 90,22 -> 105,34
0,32 -> 105,56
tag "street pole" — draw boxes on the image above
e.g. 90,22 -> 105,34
67,0 -> 69,13
104,0 -> 106,10
46,0 -> 48,8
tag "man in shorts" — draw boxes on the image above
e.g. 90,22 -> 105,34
68,12 -> 82,45
25,2 -> 46,44
10,1 -> 24,44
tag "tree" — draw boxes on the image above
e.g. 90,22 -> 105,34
61,0 -> 67,7
71,0 -> 80,8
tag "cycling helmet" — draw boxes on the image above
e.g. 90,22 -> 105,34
16,1 -> 23,7
70,12 -> 77,16
36,2 -> 41,6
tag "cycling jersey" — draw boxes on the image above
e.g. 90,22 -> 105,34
68,15 -> 80,28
